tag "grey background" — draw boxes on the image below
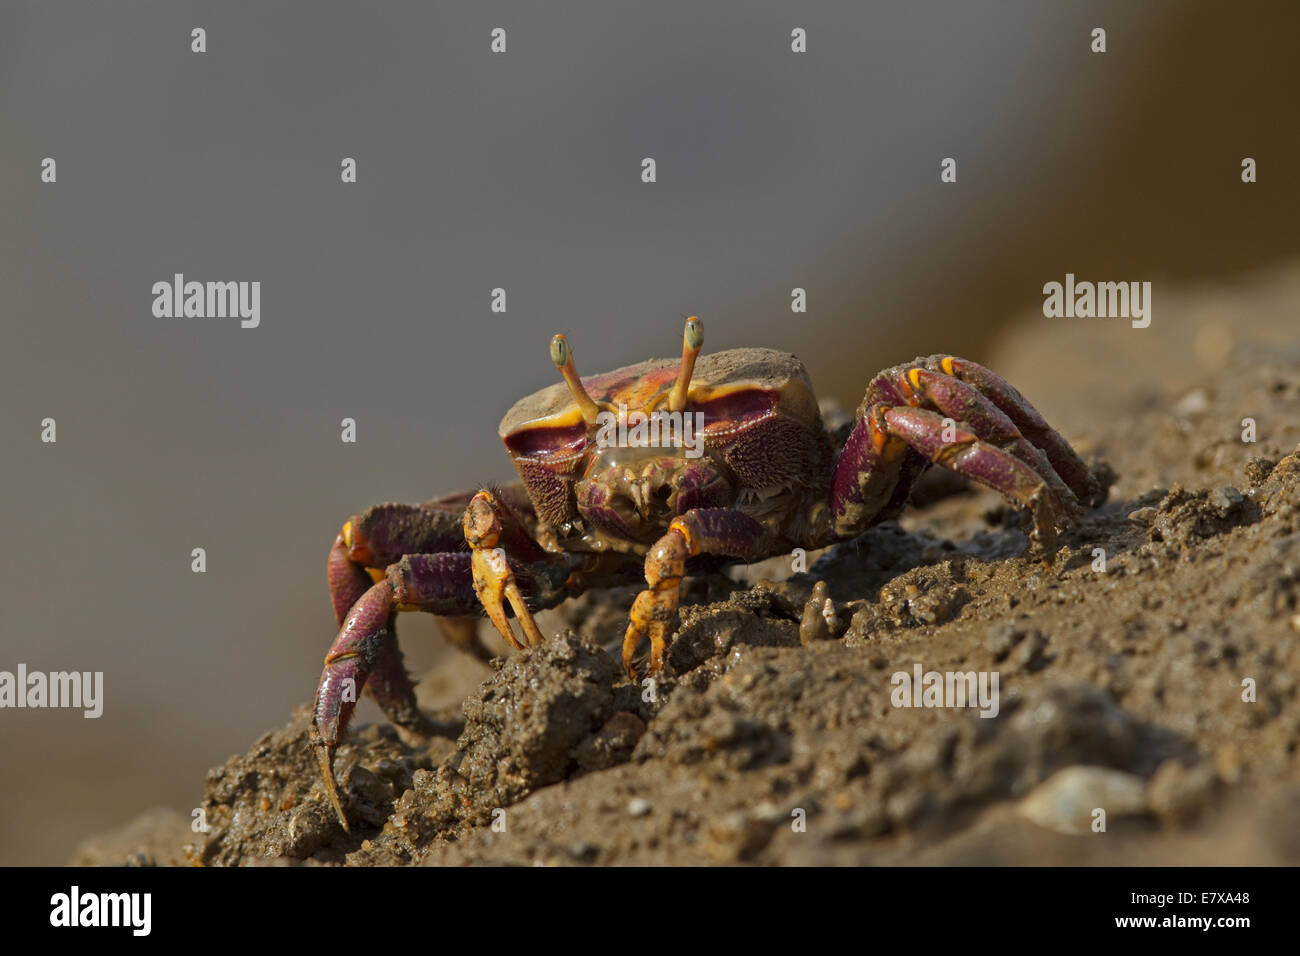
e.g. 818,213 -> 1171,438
2,1 -> 1297,863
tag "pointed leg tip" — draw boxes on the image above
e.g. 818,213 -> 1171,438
313,736 -> 350,832
622,646 -> 640,684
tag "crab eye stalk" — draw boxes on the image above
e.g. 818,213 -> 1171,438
549,333 -> 604,426
668,315 -> 703,412
549,334 -> 568,369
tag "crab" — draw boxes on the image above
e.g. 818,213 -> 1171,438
311,317 -> 1106,827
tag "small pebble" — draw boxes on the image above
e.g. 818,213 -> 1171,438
1128,507 -> 1157,526
627,797 -> 652,817
1209,486 -> 1244,518
1017,766 -> 1147,835
1172,387 -> 1211,417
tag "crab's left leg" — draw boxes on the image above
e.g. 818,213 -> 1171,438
622,508 -> 773,680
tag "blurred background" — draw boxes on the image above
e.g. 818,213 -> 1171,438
2,1 -> 1297,864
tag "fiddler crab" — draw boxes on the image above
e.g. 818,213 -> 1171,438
312,317 -> 1106,827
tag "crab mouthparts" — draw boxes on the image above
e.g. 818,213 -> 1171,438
591,456 -> 683,532
625,472 -> 675,518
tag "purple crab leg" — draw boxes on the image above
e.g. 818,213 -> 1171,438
313,554 -> 483,829
328,531 -> 374,625
313,542 -> 584,829
924,355 -> 1103,506
341,502 -> 470,569
881,406 -> 1063,552
313,578 -> 401,829
828,404 -> 909,539
900,367 -> 1079,515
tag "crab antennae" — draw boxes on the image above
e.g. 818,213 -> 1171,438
550,334 -> 603,425
667,316 -> 703,412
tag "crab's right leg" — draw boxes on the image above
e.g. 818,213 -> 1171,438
313,555 -> 473,831
316,495 -> 521,830
328,501 -> 469,625
314,537 -> 580,830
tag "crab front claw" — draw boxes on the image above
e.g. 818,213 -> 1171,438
621,528 -> 690,681
622,510 -> 773,681
464,490 -> 548,651
312,578 -> 434,831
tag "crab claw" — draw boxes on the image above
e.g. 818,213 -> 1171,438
622,525 -> 691,681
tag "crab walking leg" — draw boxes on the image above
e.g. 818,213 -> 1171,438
330,493 -> 545,655
342,502 -> 471,566
925,356 -> 1103,506
312,579 -> 399,830
882,406 -> 1063,553
462,489 -> 550,650
317,543 -> 576,775
328,502 -> 474,627
899,368 -> 1079,516
624,509 -> 773,680
827,404 -> 915,539
313,550 -> 488,829
328,530 -> 376,626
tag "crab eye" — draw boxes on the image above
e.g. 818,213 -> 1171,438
684,316 -> 703,351
550,335 -> 568,368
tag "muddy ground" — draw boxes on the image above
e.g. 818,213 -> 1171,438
75,266 -> 1300,866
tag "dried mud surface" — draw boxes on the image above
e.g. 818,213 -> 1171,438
77,271 -> 1300,866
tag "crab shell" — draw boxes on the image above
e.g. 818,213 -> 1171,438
497,347 -> 833,532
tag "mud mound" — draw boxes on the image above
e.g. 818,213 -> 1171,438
76,327 -> 1300,866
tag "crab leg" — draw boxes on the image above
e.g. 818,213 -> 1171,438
328,529 -> 376,625
828,403 -> 910,539
880,406 -> 1064,553
623,509 -> 772,680
922,355 -> 1103,506
312,578 -> 405,830
339,502 -> 469,571
314,534 -> 587,827
332,491 -> 546,646
896,367 -> 1079,516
